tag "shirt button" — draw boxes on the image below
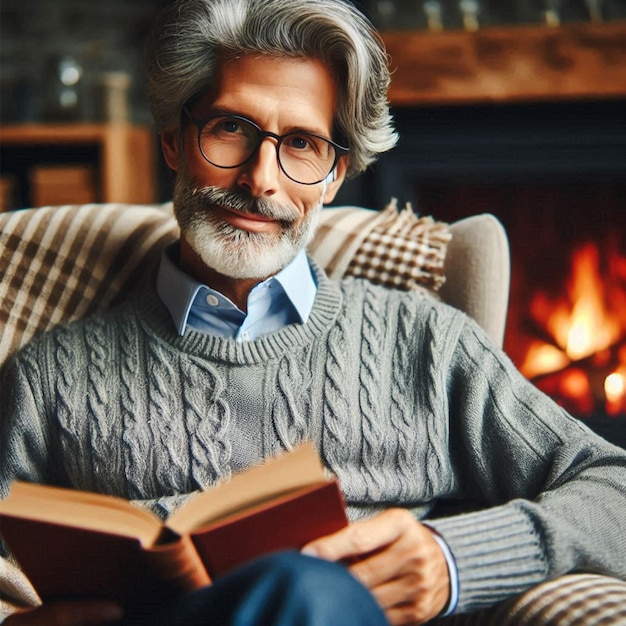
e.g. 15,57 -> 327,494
206,294 -> 220,307
241,331 -> 250,340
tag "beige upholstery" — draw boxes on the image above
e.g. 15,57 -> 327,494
442,213 -> 510,348
310,206 -> 510,347
3,203 -> 624,623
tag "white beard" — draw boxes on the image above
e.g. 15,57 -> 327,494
173,168 -> 323,280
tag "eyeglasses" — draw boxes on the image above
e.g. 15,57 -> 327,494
182,106 -> 349,185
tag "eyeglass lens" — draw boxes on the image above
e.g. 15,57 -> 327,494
198,116 -> 337,184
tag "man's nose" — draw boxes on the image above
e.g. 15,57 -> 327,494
236,138 -> 280,197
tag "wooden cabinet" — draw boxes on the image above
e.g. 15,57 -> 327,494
0,123 -> 156,211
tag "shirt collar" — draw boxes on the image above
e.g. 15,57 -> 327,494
271,246 -> 317,325
156,242 -> 317,336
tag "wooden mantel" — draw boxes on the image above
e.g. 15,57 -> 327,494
382,21 -> 626,106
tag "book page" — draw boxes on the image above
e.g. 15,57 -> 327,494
1,482 -> 163,547
167,442 -> 328,535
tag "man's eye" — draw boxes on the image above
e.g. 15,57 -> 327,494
218,119 -> 242,134
202,119 -> 241,138
285,135 -> 312,150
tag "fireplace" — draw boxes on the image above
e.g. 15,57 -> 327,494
334,99 -> 626,434
516,236 -> 626,418
416,178 -> 626,421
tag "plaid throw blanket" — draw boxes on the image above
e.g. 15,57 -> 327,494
437,574 -> 626,625
0,203 -> 178,367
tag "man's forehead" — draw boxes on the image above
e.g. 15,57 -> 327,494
192,55 -> 338,132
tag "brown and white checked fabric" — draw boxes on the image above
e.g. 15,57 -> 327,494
310,199 -> 450,293
309,204 -> 390,279
436,574 -> 626,626
0,203 -> 178,368
346,201 -> 450,291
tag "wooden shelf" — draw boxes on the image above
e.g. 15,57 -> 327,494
382,21 -> 626,106
0,123 -> 156,207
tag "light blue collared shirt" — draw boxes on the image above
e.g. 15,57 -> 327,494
156,243 -> 317,339
155,241 -> 459,616
431,533 -> 459,616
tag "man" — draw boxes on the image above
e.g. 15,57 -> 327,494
1,0 -> 625,625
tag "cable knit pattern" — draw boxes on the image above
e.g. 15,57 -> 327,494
53,323 -> 84,487
271,353 -> 312,449
185,354 -> 232,487
85,316 -> 116,494
390,296 -> 426,499
119,318 -> 144,500
422,306 -> 457,495
357,282 -> 389,500
320,296 -> 365,496
147,336 -> 182,494
2,265 -> 626,614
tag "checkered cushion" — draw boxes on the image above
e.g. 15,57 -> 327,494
309,200 -> 450,292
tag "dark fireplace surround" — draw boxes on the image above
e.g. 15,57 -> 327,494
333,99 -> 626,444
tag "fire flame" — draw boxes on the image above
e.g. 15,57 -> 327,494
561,245 -> 621,360
520,242 -> 626,416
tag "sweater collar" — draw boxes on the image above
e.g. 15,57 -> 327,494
138,258 -> 344,365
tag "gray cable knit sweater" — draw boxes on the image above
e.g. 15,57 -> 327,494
2,268 -> 626,614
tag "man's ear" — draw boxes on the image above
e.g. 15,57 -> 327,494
322,156 -> 349,204
161,128 -> 181,172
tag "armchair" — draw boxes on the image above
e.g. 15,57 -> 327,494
1,202 -> 625,624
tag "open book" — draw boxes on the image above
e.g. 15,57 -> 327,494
0,443 -> 347,607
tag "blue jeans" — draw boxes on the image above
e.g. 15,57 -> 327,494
121,551 -> 389,625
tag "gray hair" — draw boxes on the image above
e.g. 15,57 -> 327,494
146,0 -> 398,178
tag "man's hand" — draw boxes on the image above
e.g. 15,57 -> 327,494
302,508 -> 450,626
4,601 -> 123,626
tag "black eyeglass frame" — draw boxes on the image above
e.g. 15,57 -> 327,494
181,105 -> 349,186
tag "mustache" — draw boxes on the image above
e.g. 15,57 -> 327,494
190,185 -> 301,223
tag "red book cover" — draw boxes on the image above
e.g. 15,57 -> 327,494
190,480 -> 347,577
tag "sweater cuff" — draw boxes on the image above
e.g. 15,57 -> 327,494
427,502 -> 549,614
